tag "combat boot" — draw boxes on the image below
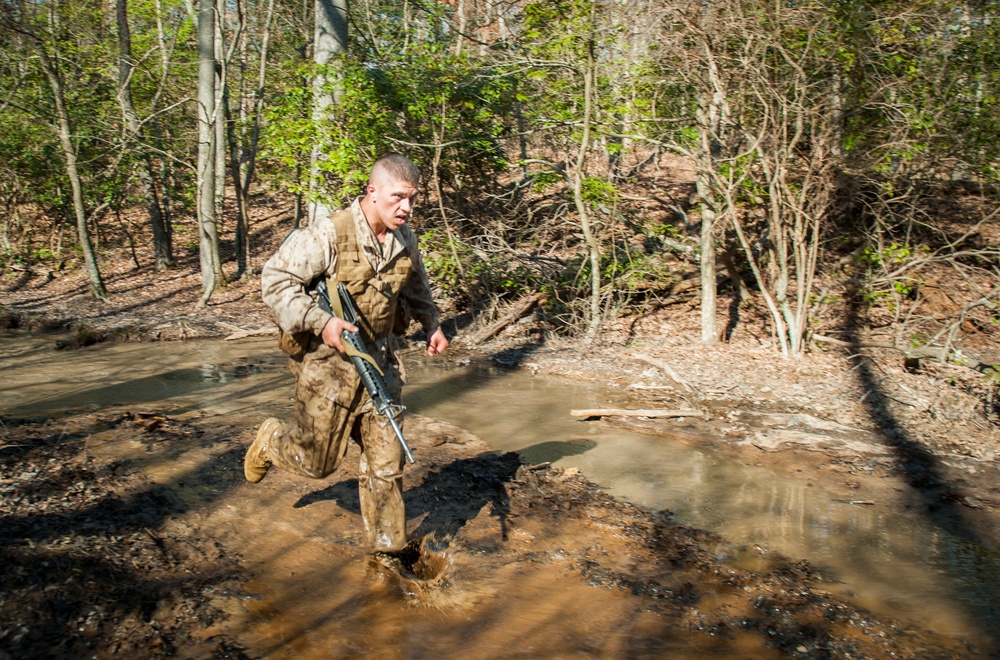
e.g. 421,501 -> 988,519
245,418 -> 280,483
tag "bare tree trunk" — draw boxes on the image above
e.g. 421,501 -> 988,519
214,0 -> 227,217
576,0 -> 601,344
153,0 -> 175,250
197,0 -> 222,305
694,23 -> 728,346
431,99 -> 465,286
36,42 -> 107,299
230,0 -> 274,278
308,0 -> 348,226
115,0 -> 172,270
454,0 -> 466,55
225,95 -> 246,276
514,79 -> 529,181
696,170 -> 718,345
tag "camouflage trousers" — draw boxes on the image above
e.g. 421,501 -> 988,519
267,341 -> 407,553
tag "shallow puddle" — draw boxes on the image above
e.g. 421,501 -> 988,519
2,331 -> 998,654
405,359 -> 1000,645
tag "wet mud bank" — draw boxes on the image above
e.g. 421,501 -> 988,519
505,344 -> 1000,554
0,410 -> 985,658
0,413 -> 249,658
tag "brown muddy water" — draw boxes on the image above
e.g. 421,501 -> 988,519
2,331 -> 999,656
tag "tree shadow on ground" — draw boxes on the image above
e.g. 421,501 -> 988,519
0,420 -> 248,657
724,290 -> 741,342
844,288 -> 999,653
295,452 -> 524,546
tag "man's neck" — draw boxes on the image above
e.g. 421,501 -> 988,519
359,196 -> 388,243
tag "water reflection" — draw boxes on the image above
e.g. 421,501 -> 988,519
1,331 -> 998,645
404,360 -> 1000,641
0,332 -> 290,423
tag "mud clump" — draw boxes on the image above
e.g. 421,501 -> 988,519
0,416 -> 248,659
369,536 -> 449,583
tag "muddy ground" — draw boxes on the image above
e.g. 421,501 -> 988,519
3,194 -> 1000,656
0,408 -> 983,658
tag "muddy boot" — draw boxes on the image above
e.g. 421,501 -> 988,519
245,417 -> 281,483
369,539 -> 422,575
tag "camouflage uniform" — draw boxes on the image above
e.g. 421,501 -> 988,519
260,197 -> 440,552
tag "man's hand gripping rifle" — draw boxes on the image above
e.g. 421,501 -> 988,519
315,279 -> 416,464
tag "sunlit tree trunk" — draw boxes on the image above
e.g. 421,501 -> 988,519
229,0 -> 274,278
308,0 -> 347,226
197,0 -> 222,305
693,13 -> 728,346
36,38 -> 107,299
214,0 -> 227,216
576,0 -> 601,344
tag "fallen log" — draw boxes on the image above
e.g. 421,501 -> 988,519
571,408 -> 704,419
468,292 -> 545,344
224,326 -> 276,340
812,333 -> 945,360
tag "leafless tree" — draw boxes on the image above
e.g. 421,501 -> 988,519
0,2 -> 107,298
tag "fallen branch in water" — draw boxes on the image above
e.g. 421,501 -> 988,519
571,408 -> 704,419
224,326 -> 275,340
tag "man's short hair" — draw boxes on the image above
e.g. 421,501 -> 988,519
370,153 -> 420,186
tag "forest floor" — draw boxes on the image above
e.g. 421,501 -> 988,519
2,188 -> 1000,657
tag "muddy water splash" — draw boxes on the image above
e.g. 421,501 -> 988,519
1,332 -> 996,655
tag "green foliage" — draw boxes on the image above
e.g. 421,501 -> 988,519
858,241 -> 930,309
603,248 -> 675,296
528,170 -> 565,193
418,229 -> 467,295
651,222 -> 681,240
420,229 -> 537,302
909,332 -> 929,350
261,37 -> 515,207
860,243 -> 930,268
0,0 -> 998,346
580,177 -> 617,205
0,0 -> 195,237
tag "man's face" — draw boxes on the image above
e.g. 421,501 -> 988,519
368,176 -> 418,233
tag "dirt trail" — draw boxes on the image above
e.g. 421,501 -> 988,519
0,405 -> 984,658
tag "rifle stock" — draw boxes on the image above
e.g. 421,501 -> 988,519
314,279 -> 416,464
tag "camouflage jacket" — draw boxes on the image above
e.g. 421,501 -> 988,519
261,197 -> 440,339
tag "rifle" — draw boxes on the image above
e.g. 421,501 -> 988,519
314,279 -> 416,464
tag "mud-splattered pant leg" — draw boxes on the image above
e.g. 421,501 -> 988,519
267,350 -> 360,478
267,347 -> 408,552
356,408 -> 406,552
355,353 -> 406,552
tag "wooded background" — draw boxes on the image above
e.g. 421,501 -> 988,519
1,0 -> 998,359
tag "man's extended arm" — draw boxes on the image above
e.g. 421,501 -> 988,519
398,236 -> 447,354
